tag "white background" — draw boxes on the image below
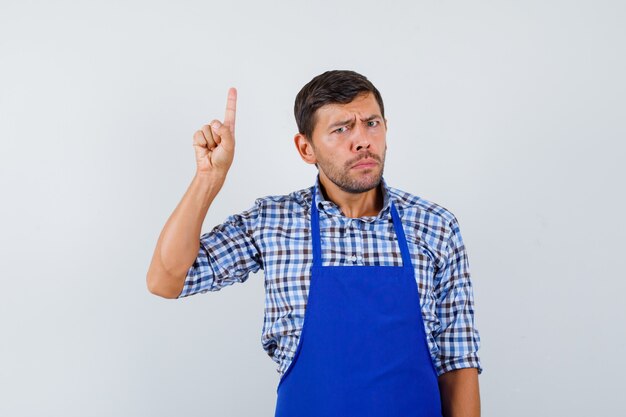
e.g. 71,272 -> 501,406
1,0 -> 624,416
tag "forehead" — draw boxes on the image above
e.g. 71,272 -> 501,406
315,92 -> 382,125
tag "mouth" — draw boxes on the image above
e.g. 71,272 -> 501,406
351,158 -> 379,170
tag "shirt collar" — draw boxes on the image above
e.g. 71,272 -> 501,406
312,175 -> 393,221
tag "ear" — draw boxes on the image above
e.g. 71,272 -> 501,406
294,133 -> 317,165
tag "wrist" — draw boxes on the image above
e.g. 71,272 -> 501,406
194,170 -> 227,185
189,171 -> 227,209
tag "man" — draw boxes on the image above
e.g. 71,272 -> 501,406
147,70 -> 482,417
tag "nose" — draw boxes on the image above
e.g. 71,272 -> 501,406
355,142 -> 370,152
352,123 -> 371,152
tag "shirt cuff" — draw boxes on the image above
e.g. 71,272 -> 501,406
176,263 -> 210,299
436,353 -> 483,376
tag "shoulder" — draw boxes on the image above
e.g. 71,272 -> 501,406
387,185 -> 460,248
388,186 -> 457,224
252,185 -> 313,218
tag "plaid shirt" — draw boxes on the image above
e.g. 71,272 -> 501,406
179,177 -> 482,377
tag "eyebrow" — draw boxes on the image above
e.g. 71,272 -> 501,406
327,114 -> 381,130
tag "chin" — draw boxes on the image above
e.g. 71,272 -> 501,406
342,172 -> 383,194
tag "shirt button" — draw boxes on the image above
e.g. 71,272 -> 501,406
350,255 -> 357,262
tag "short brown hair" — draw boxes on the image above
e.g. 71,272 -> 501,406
294,70 -> 385,141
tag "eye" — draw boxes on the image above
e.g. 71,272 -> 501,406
367,120 -> 380,127
334,126 -> 348,134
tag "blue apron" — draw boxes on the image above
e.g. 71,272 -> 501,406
274,188 -> 442,417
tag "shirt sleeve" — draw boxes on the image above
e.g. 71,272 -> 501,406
432,215 -> 483,376
177,203 -> 263,298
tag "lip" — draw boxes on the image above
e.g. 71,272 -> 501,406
351,159 -> 378,169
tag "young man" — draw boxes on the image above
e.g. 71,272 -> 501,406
147,70 -> 482,417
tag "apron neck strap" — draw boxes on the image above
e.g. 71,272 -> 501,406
311,185 -> 413,268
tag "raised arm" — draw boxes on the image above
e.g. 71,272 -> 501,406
146,88 -> 237,298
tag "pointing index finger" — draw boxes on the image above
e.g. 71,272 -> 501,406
224,87 -> 237,135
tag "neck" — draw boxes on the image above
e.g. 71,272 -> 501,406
318,173 -> 383,218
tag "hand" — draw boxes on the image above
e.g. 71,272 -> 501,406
193,87 -> 237,176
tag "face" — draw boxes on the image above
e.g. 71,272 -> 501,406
298,92 -> 387,194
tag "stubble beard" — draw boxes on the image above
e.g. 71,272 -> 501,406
318,151 -> 386,194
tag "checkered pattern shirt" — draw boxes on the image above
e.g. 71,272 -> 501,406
178,177 -> 482,377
